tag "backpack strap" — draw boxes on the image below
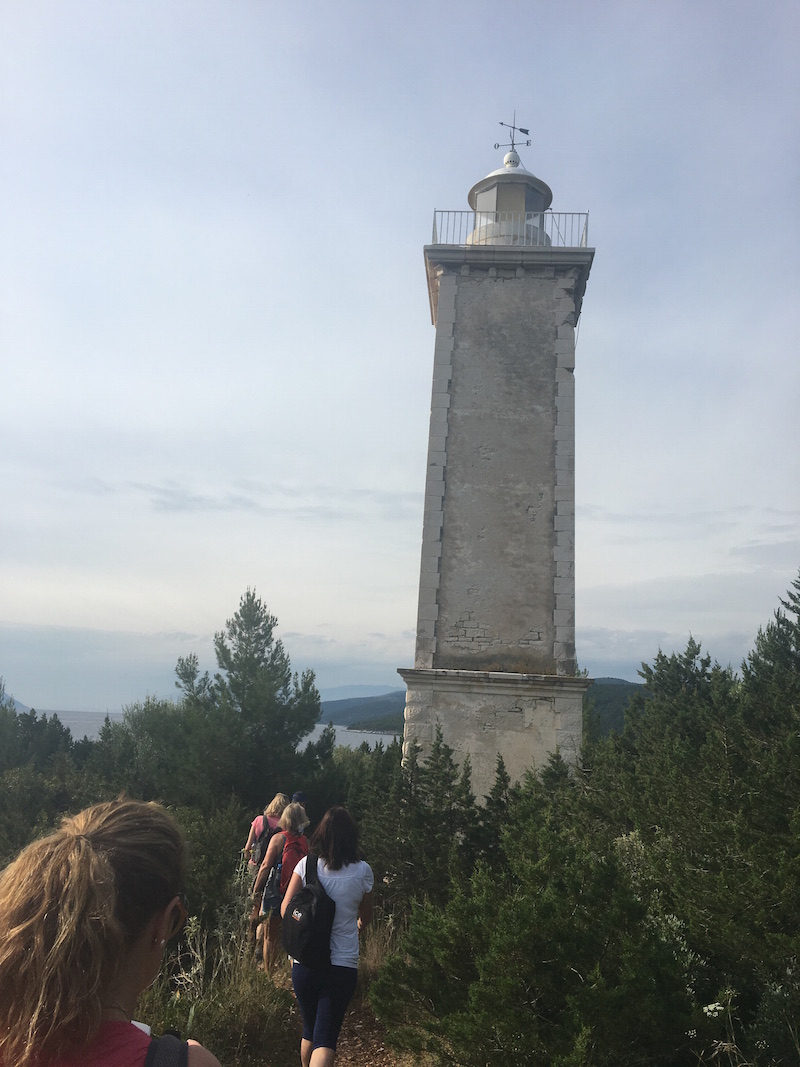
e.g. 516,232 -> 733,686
306,854 -> 318,885
144,1032 -> 189,1067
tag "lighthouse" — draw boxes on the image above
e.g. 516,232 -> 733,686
399,139 -> 595,800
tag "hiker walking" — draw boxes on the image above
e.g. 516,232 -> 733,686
252,801 -> 309,972
243,792 -> 289,877
281,806 -> 374,1067
244,792 -> 289,951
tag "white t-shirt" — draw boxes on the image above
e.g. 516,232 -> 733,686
294,855 -> 374,969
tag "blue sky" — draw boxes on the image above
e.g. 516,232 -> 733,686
1,0 -> 798,711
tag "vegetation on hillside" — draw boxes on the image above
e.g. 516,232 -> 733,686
0,572 -> 798,1065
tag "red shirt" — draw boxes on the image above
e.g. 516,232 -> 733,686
52,1020 -> 152,1066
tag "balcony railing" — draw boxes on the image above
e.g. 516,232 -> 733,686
431,210 -> 589,249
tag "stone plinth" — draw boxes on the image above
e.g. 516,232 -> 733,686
400,668 -> 589,801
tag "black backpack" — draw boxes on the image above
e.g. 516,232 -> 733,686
251,818 -> 277,867
281,855 -> 336,969
144,1032 -> 188,1067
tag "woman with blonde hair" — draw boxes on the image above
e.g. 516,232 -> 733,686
243,792 -> 289,871
0,798 -> 221,1067
252,801 -> 309,972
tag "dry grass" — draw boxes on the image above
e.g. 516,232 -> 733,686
138,899 -> 298,1067
137,865 -> 418,1067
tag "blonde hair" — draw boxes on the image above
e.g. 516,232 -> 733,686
0,798 -> 186,1067
264,792 -> 289,819
279,802 -> 309,835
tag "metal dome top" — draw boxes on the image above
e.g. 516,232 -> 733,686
468,147 -> 553,212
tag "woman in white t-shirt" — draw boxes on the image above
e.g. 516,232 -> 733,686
281,806 -> 374,1067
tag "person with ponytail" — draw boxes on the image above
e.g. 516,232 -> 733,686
0,797 -> 222,1067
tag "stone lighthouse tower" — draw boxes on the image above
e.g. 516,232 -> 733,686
399,140 -> 595,800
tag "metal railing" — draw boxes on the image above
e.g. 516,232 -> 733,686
431,210 -> 589,248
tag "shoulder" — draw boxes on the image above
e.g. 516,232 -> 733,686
187,1041 -> 223,1067
328,860 -> 373,887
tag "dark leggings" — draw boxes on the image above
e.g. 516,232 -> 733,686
291,961 -> 358,1050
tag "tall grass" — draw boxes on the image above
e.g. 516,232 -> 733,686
138,860 -> 298,1067
357,911 -> 399,997
138,862 -> 407,1066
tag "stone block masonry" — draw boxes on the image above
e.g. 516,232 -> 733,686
404,178 -> 594,797
413,255 -> 589,679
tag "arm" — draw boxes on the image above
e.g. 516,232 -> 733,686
357,889 -> 374,931
188,1040 -> 223,1067
280,870 -> 303,918
243,823 -> 256,855
252,834 -> 283,897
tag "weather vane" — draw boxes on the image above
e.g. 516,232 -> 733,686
494,112 -> 531,151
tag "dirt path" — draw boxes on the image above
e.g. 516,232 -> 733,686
330,997 -> 399,1067
270,963 -> 416,1067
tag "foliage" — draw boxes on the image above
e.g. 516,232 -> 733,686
372,755 -> 693,1066
0,703 -> 73,775
0,591 -> 324,883
3,574 -> 800,1066
175,588 -> 322,812
372,571 -> 800,1066
581,677 -> 644,741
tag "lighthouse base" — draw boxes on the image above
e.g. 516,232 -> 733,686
398,667 -> 589,802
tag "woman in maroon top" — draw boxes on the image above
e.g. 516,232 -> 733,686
0,798 -> 221,1067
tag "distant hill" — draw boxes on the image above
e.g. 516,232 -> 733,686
347,711 -> 404,734
320,690 -> 406,729
318,684 -> 398,702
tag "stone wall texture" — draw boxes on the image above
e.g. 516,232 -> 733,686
404,245 -> 593,795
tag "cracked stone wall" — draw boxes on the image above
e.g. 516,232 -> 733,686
414,261 -> 581,677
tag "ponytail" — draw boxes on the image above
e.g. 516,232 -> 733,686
0,799 -> 185,1067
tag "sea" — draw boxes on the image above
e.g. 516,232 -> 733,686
51,710 -> 399,750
